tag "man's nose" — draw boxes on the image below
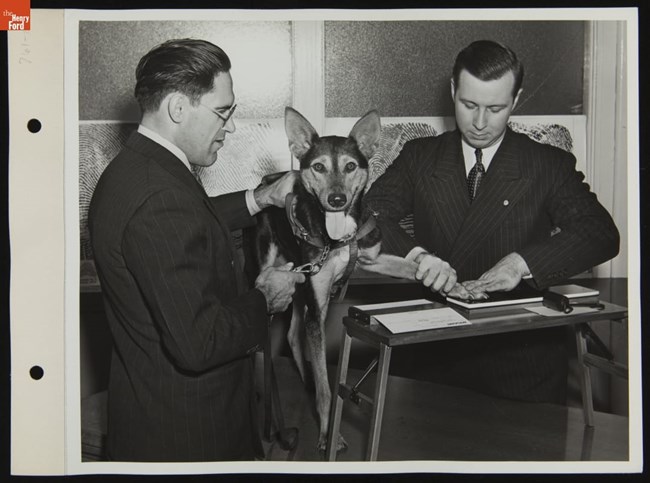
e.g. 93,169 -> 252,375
473,109 -> 487,130
222,117 -> 236,134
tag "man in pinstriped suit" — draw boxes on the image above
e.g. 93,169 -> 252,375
89,39 -> 305,461
364,40 -> 619,403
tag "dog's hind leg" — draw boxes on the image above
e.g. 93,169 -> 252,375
287,288 -> 307,382
304,270 -> 348,453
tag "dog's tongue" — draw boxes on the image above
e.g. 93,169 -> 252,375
325,212 -> 357,240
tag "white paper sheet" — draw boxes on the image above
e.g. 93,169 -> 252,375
374,307 -> 470,333
351,298 -> 433,311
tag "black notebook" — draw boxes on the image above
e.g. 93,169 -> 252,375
446,283 -> 599,310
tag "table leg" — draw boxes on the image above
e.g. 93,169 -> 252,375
366,343 -> 392,461
575,324 -> 595,427
326,328 -> 352,461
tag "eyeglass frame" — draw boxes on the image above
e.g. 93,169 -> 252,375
199,103 -> 237,125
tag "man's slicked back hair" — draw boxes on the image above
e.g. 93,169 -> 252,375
452,40 -> 524,98
134,38 -> 231,113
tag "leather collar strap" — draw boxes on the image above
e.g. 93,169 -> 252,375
285,192 -> 324,247
285,193 -> 376,249
284,193 -> 377,278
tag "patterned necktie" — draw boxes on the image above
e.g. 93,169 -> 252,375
467,148 -> 485,202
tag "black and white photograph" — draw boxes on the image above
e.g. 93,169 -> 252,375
6,5 -> 641,476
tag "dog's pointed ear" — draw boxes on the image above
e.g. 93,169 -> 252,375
349,110 -> 381,160
285,107 -> 319,160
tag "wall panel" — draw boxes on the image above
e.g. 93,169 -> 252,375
324,21 -> 585,117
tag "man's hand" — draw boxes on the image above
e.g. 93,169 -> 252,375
255,262 -> 306,314
447,283 -> 488,301
405,248 -> 457,294
253,171 -> 298,209
462,252 -> 530,293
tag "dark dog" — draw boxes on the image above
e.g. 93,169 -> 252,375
248,107 -> 418,452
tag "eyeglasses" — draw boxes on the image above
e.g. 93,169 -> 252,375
199,103 -> 237,125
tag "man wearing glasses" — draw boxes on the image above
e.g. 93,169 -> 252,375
89,39 -> 304,462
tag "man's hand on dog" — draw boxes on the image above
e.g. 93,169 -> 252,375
255,262 -> 306,314
254,171 -> 298,209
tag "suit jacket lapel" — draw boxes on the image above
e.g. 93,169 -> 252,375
127,131 -> 233,233
428,132 -> 470,247
127,132 -> 201,193
450,129 -> 531,266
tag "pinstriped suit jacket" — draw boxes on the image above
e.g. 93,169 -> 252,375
363,128 -> 619,402
365,128 -> 619,288
89,132 -> 268,461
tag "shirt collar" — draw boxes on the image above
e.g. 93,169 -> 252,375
461,131 -> 506,175
137,124 -> 192,172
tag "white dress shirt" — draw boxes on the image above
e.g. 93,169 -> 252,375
461,133 -> 505,176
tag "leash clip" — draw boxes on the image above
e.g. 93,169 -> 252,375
290,245 -> 331,275
291,262 -> 321,275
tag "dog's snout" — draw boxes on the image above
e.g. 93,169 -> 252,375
327,193 -> 347,208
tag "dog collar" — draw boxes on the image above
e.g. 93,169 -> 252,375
285,193 -> 377,277
285,193 -> 376,249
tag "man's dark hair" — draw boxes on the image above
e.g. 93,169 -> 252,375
134,39 -> 231,113
452,40 -> 524,98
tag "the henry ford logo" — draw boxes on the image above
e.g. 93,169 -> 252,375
2,0 -> 31,30
4,12 -> 29,29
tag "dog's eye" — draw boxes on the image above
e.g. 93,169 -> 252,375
344,162 -> 357,173
312,163 -> 325,172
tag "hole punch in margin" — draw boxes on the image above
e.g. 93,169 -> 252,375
30,366 -> 44,380
27,119 -> 42,133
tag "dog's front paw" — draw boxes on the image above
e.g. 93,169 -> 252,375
318,433 -> 348,454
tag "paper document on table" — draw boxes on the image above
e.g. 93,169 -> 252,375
525,306 -> 602,317
374,307 -> 470,334
351,298 -> 433,311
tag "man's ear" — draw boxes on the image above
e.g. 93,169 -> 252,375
285,106 -> 318,160
450,78 -> 456,101
349,110 -> 381,160
167,93 -> 186,124
512,88 -> 523,110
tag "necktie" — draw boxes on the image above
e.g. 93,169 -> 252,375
467,148 -> 485,202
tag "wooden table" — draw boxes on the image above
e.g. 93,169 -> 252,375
325,299 -> 628,461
